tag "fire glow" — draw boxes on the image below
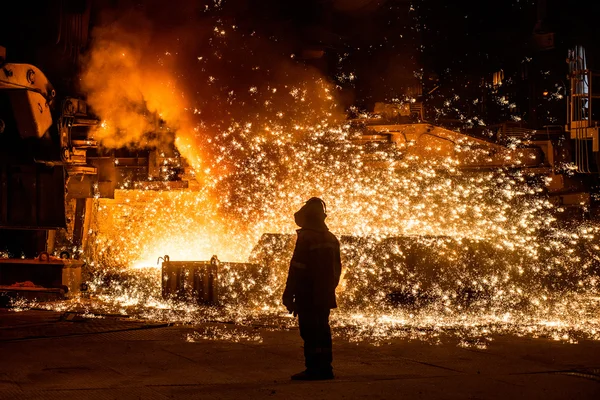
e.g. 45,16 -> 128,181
81,125 -> 600,345
43,4 -> 600,345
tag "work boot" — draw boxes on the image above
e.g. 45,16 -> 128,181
291,369 -> 334,381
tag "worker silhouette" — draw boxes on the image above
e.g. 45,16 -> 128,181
282,197 -> 342,380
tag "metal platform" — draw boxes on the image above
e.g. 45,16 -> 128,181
0,253 -> 83,297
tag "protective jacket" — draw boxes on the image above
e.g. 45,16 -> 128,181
283,200 -> 342,311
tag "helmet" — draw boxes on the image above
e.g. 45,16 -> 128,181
294,197 -> 327,228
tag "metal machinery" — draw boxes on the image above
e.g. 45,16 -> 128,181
567,46 -> 600,171
347,41 -> 600,218
0,46 -> 79,301
1,0 -> 599,304
160,255 -> 220,304
0,46 -> 190,301
350,105 -> 594,216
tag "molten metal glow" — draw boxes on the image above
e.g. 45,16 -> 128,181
80,122 -> 600,345
56,9 -> 600,346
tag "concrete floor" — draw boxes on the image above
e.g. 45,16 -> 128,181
0,309 -> 598,399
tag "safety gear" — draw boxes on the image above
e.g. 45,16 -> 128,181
291,369 -> 334,381
298,309 -> 333,375
294,197 -> 327,230
283,198 -> 342,379
282,227 -> 342,311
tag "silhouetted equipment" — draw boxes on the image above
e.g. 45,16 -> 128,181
161,255 -> 220,304
0,43 -> 190,299
0,251 -> 83,301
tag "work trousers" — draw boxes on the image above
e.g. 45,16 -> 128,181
298,308 -> 333,373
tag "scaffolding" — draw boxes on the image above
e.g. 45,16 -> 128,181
567,45 -> 600,173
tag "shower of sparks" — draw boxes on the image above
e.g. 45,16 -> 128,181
76,119 -> 600,345
32,3 -> 600,346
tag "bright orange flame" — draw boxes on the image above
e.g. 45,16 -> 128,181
80,23 -> 204,170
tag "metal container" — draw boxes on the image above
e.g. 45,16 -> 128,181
161,255 -> 219,304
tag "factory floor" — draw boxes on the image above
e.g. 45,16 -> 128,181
0,308 -> 598,400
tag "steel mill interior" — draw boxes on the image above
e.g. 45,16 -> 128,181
0,2 -> 600,394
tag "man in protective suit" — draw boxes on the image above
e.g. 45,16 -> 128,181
282,197 -> 342,380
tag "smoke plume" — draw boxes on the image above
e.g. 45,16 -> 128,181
80,2 -> 342,173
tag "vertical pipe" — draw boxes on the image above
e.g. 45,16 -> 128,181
81,198 -> 93,258
589,70 -> 593,128
46,229 -> 56,255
